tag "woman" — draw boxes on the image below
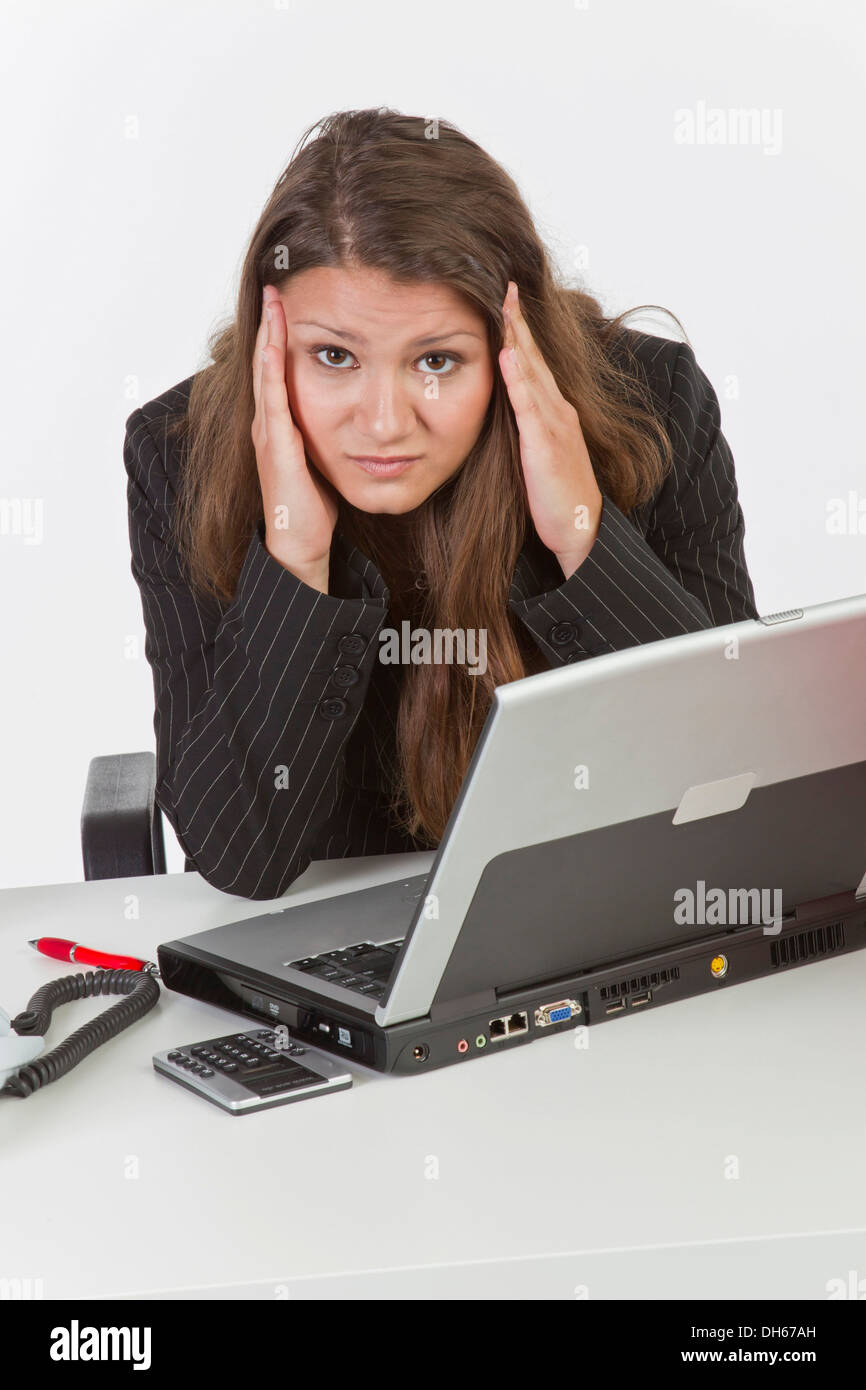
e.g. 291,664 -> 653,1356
124,107 -> 758,901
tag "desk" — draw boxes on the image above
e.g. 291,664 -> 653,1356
1,855 -> 865,1300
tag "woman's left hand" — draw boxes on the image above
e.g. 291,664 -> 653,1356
499,281 -> 602,580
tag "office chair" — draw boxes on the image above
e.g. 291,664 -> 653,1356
81,752 -> 196,881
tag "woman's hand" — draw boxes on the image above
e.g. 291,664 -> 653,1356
498,281 -> 602,581
252,285 -> 339,590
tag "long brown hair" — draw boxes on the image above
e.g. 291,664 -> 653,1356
167,107 -> 686,846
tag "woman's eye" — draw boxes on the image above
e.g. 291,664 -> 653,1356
418,352 -> 460,376
310,346 -> 461,376
313,346 -> 355,369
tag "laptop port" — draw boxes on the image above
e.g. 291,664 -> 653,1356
605,999 -> 627,1015
630,992 -> 652,1008
535,999 -> 581,1028
488,1012 -> 528,1041
412,1044 -> 429,1062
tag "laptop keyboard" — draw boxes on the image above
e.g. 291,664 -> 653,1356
285,939 -> 405,1000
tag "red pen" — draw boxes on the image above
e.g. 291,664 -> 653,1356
28,937 -> 160,977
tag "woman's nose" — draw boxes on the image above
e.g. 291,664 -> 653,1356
353,372 -> 417,438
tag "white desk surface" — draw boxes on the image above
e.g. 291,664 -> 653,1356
1,854 -> 865,1301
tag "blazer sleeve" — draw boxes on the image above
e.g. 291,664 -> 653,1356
507,340 -> 759,664
124,407 -> 392,901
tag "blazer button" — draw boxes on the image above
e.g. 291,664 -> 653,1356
548,621 -> 577,645
338,633 -> 366,655
332,664 -> 360,688
319,697 -> 348,719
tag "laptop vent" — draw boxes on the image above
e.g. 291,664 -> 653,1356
757,608 -> 804,625
770,920 -> 846,968
600,966 -> 680,1001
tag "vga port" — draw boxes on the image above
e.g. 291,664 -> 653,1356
534,999 -> 581,1028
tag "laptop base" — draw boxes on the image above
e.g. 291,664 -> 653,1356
157,889 -> 866,1075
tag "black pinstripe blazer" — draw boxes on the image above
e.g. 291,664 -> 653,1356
124,330 -> 758,901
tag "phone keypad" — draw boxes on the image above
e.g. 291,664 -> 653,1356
156,1029 -> 351,1112
164,1032 -> 320,1094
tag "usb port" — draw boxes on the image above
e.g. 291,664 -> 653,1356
605,999 -> 627,1015
630,992 -> 652,1008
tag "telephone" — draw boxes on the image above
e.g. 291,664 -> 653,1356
0,1004 -> 44,1087
1,969 -> 159,1097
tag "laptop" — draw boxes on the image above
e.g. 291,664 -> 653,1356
157,591 -> 866,1074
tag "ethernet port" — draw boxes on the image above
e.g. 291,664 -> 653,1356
489,1018 -> 507,1040
506,1012 -> 528,1036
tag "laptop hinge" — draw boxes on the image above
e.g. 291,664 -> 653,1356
793,888 -> 861,921
428,988 -> 497,1023
426,890 -> 864,1023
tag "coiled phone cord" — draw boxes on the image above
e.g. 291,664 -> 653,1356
1,968 -> 160,1098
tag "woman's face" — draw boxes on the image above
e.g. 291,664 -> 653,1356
275,266 -> 495,515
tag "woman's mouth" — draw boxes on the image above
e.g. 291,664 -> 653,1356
349,455 -> 421,477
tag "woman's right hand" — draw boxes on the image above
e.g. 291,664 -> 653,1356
251,285 -> 339,589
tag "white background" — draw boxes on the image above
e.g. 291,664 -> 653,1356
1,0 -> 863,891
